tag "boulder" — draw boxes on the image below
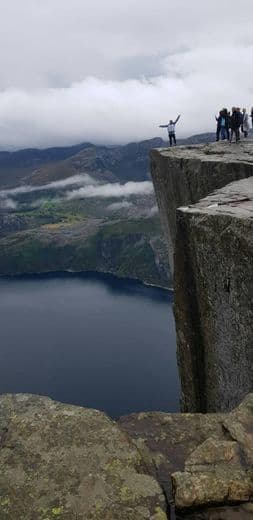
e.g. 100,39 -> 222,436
120,396 -> 253,518
0,394 -> 167,520
119,410 -> 225,505
172,395 -> 253,510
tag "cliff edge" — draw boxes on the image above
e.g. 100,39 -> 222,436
151,141 -> 253,414
151,141 -> 253,272
175,176 -> 253,413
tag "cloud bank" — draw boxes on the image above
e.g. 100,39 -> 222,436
67,181 -> 153,200
0,0 -> 253,148
0,174 -> 94,198
0,174 -> 153,209
107,201 -> 133,211
0,197 -> 17,210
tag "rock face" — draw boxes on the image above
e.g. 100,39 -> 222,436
175,176 -> 253,412
151,142 -> 253,413
120,394 -> 253,518
150,142 -> 253,272
172,394 -> 253,511
0,394 -> 166,520
119,410 -> 225,507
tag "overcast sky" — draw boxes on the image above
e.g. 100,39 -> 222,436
1,0 -> 253,148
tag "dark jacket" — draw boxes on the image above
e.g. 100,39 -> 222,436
217,114 -> 230,130
230,111 -> 242,130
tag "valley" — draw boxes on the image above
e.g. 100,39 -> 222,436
0,138 -> 171,287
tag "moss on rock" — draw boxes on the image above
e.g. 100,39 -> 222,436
0,394 -> 166,520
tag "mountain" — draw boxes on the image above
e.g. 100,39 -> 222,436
0,138 -> 165,189
178,132 -> 216,145
0,132 -> 219,189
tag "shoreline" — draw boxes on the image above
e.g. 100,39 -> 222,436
0,268 -> 173,292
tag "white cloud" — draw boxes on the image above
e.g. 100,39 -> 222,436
67,181 -> 153,200
147,205 -> 158,217
107,201 -> 133,211
0,1 -> 253,147
0,174 -> 94,198
0,197 -> 17,209
0,175 -> 153,206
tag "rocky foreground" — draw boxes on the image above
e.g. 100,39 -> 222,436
0,393 -> 253,519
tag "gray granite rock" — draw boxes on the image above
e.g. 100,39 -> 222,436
172,395 -> 253,510
150,141 -> 253,273
174,176 -> 253,412
119,410 -> 225,507
0,394 -> 167,520
120,396 -> 253,518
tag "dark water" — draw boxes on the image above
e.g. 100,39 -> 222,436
0,272 -> 179,418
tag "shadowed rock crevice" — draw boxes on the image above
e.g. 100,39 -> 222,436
120,395 -> 253,518
174,211 -> 207,413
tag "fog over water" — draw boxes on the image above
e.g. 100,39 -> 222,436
0,273 -> 179,418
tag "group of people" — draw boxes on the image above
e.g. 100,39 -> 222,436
159,108 -> 253,146
216,107 -> 253,143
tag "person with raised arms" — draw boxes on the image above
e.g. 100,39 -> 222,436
159,115 -> 181,146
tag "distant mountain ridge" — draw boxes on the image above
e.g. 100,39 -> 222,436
0,133 -> 219,189
0,138 -> 165,188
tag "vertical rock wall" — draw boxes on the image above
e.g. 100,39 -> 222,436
151,143 -> 253,273
175,178 -> 253,412
151,143 -> 253,412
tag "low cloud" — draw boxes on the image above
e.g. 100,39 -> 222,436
67,181 -> 153,200
0,174 -> 94,199
0,175 -> 153,211
107,201 -> 133,211
147,205 -> 158,217
0,197 -> 17,209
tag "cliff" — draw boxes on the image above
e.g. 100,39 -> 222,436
175,176 -> 253,413
151,142 -> 253,272
151,141 -> 253,413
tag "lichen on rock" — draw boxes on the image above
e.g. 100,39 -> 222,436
0,394 -> 166,520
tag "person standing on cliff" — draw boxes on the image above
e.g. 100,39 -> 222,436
242,108 -> 250,137
215,109 -> 229,141
230,107 -> 242,143
159,115 -> 181,146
